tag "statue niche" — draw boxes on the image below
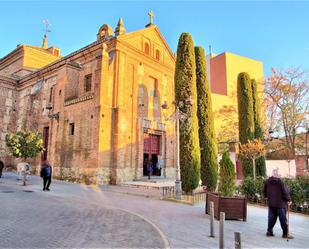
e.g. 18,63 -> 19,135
97,24 -> 113,41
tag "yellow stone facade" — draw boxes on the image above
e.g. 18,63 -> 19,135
0,19 -> 264,184
0,20 -> 177,184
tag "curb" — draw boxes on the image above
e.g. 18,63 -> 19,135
115,207 -> 171,249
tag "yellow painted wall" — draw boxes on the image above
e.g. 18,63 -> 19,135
211,52 -> 264,141
23,46 -> 60,69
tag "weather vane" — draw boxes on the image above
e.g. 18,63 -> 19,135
43,19 -> 51,37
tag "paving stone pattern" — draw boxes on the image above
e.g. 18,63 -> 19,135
0,174 -> 166,248
1,173 -> 309,248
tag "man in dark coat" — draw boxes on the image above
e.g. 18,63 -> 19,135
146,159 -> 153,180
40,160 -> 52,191
263,169 -> 293,239
0,160 -> 4,179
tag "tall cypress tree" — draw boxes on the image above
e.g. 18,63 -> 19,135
195,46 -> 218,191
237,72 -> 255,177
251,79 -> 266,176
175,33 -> 201,192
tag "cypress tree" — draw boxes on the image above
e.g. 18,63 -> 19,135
218,151 -> 236,197
251,79 -> 266,176
195,46 -> 218,191
237,72 -> 255,177
175,33 -> 201,192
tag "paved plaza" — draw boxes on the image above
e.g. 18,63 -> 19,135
1,172 -> 309,248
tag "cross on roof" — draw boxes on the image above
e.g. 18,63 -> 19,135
148,11 -> 154,25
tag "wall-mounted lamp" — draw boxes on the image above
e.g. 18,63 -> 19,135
46,103 -> 59,122
48,112 -> 60,122
46,103 -> 53,111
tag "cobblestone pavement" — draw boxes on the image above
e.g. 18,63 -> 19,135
1,172 -> 309,248
0,173 -> 167,248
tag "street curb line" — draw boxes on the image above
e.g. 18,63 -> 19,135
114,207 -> 171,249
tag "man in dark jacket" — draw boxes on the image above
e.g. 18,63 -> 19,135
40,160 -> 52,191
0,160 -> 4,179
263,169 -> 293,239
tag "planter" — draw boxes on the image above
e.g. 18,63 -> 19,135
205,192 -> 247,221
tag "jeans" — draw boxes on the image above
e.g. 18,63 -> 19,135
267,207 -> 288,236
43,176 -> 51,190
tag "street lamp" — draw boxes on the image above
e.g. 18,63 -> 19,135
162,99 -> 191,200
46,104 -> 60,122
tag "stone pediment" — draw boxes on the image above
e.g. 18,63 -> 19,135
117,25 -> 175,66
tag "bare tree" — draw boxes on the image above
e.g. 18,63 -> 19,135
265,68 -> 309,156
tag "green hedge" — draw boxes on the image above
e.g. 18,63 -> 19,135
239,176 -> 264,201
284,177 -> 309,212
239,176 -> 309,213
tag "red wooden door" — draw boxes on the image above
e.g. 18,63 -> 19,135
143,134 -> 160,155
150,135 -> 160,155
42,127 -> 49,160
144,134 -> 151,154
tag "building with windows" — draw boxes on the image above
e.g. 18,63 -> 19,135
208,52 -> 264,143
0,18 -> 177,184
0,16 -> 267,184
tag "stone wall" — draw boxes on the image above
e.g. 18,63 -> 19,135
0,77 -> 18,165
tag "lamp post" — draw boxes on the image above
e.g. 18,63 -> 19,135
174,105 -> 182,199
162,99 -> 191,200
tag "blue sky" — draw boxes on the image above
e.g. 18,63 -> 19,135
1,0 -> 308,76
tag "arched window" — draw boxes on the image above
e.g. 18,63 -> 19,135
155,49 -> 160,60
144,43 -> 150,55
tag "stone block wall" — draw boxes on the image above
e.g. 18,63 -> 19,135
0,78 -> 18,165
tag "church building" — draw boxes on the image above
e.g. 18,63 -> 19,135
0,16 -> 177,184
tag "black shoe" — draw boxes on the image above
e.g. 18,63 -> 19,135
46,188 -> 50,191
43,189 -> 46,191
266,231 -> 274,237
282,234 -> 294,239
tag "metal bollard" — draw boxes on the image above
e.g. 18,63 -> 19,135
209,201 -> 215,238
234,232 -> 241,249
219,212 -> 225,249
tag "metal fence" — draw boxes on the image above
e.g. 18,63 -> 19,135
162,186 -> 206,205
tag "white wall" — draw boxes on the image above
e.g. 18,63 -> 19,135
266,160 -> 296,178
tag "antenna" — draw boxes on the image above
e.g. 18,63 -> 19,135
209,45 -> 212,55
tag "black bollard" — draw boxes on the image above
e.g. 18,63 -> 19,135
234,232 -> 241,249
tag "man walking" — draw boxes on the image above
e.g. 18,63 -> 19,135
0,160 -> 4,180
21,162 -> 31,186
40,160 -> 52,191
263,169 -> 293,239
146,159 -> 153,180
